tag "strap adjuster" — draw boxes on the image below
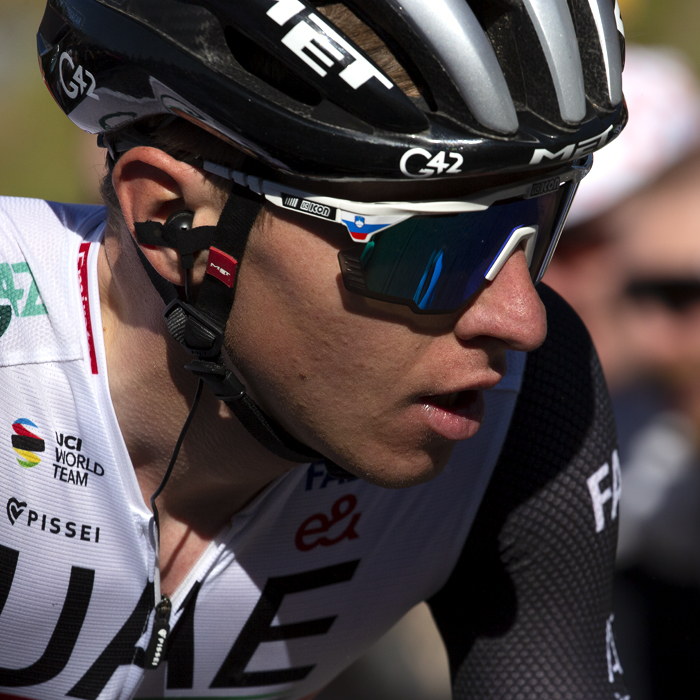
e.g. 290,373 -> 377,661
163,299 -> 225,358
185,359 -> 247,402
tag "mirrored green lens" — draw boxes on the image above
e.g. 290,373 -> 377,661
340,187 -> 566,312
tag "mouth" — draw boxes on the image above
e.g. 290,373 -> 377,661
427,390 -> 471,410
419,389 -> 486,441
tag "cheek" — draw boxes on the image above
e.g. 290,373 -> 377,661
221,217 -> 462,484
224,225 -> 431,450
224,222 -> 372,404
227,241 -> 416,406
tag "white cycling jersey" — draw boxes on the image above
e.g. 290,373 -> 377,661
0,197 -> 525,700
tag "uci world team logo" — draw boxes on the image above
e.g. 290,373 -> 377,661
11,418 -> 45,468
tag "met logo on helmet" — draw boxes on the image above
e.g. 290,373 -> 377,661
59,52 -> 99,101
266,0 -> 393,91
529,125 -> 615,165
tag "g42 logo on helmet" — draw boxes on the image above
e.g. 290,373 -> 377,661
400,148 -> 464,178
59,52 -> 99,101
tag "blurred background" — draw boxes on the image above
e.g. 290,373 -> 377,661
5,1 -> 700,699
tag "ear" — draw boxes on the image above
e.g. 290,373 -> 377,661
112,146 -> 224,286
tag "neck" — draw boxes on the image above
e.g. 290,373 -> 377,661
96,231 -> 297,539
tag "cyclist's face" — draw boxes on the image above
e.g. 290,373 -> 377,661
613,173 -> 700,429
224,206 -> 547,487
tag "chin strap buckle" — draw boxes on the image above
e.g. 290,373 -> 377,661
184,358 -> 247,403
163,298 -> 226,359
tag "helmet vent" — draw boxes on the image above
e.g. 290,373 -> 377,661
568,0 -> 623,109
314,3 -> 426,103
224,0 -> 428,133
388,0 -> 518,134
470,0 -> 581,127
224,25 -> 323,107
520,0 -> 586,124
38,4 -> 70,48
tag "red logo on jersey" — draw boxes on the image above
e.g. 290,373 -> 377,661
295,495 -> 361,551
78,242 -> 98,374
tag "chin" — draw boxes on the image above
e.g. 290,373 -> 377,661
333,442 -> 457,490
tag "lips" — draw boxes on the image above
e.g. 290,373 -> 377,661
420,389 -> 486,441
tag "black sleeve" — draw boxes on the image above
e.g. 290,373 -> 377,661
428,285 -> 628,700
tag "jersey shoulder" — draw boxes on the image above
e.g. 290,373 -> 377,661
0,197 -> 106,366
0,196 -> 105,241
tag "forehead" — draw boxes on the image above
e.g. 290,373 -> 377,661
614,177 -> 700,277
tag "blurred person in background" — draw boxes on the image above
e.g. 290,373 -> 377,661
545,44 -> 700,700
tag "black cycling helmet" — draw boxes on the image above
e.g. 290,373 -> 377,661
38,0 -> 626,195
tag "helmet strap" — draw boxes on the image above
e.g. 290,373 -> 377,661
132,189 -> 345,467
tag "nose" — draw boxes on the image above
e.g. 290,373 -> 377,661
454,247 -> 547,351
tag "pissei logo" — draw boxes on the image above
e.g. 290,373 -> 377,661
4,495 -> 102,543
11,418 -> 46,468
6,497 -> 26,525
